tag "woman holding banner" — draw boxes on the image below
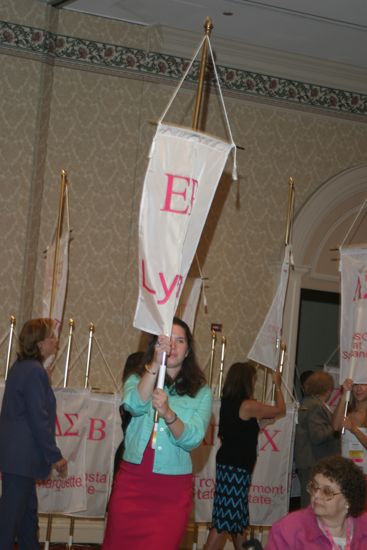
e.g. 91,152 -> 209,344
205,362 -> 285,550
332,379 -> 367,497
0,318 -> 67,550
102,317 -> 212,550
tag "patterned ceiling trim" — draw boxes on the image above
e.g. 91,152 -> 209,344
1,20 -> 366,117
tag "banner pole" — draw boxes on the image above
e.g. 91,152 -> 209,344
191,17 -> 213,131
44,515 -> 52,550
152,350 -> 167,449
284,176 -> 295,246
49,169 -> 68,318
4,315 -> 16,380
63,318 -> 75,388
217,336 -> 226,396
261,366 -> 268,403
208,330 -> 216,388
84,322 -> 95,389
271,341 -> 286,403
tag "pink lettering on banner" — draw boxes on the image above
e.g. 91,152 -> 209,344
259,429 -> 281,452
193,475 -> 216,500
141,259 -> 183,305
157,273 -> 182,305
37,476 -> 83,491
88,418 -> 106,441
160,174 -> 198,216
55,413 -> 80,437
142,259 -> 155,295
64,413 -> 79,436
249,483 -> 285,505
353,274 -> 367,301
85,471 -> 108,495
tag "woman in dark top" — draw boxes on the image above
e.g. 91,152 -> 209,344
113,351 -> 145,476
205,362 -> 285,550
0,318 -> 67,550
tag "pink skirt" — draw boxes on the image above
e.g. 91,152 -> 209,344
102,442 -> 192,550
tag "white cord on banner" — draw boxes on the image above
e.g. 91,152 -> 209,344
157,35 -> 238,182
339,195 -> 367,250
94,335 -> 120,392
65,185 -> 70,233
157,35 -> 206,125
206,38 -> 238,181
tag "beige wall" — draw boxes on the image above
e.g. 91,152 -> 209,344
1,0 -> 367,391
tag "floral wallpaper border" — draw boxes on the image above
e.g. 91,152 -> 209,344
1,19 -> 366,117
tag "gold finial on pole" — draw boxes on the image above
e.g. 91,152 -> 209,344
284,177 -> 295,246
50,169 -> 69,318
63,319 -> 75,388
4,315 -> 16,380
191,17 -> 214,131
84,322 -> 95,389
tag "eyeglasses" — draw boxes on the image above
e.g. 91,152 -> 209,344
306,481 -> 342,501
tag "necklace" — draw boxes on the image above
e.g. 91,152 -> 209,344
317,517 -> 353,550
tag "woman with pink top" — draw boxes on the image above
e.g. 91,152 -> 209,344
265,456 -> 367,549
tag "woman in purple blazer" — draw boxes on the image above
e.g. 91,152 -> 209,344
0,318 -> 67,550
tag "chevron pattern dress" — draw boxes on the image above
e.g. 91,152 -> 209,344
212,463 -> 251,533
211,397 -> 259,534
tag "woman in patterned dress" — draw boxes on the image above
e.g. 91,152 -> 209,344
205,362 -> 285,550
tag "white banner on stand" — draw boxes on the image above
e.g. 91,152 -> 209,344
134,123 -> 233,336
73,392 -> 121,517
248,244 -> 292,370
192,400 -> 296,526
340,246 -> 367,384
0,388 -> 121,517
37,389 -> 89,513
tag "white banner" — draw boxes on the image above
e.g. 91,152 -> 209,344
192,400 -> 296,526
72,392 -> 121,517
247,244 -> 292,370
0,388 -> 121,517
340,247 -> 367,384
342,427 -> 367,474
42,211 -> 70,333
37,389 -> 89,513
134,123 -> 233,336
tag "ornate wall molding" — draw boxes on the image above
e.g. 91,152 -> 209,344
1,19 -> 367,118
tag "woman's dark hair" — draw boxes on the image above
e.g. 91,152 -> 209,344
311,456 -> 366,517
145,317 -> 206,397
122,351 -> 145,383
222,362 -> 256,401
347,384 -> 367,414
304,371 -> 334,397
18,318 -> 54,361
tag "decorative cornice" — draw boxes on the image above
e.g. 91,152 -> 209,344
1,19 -> 366,118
